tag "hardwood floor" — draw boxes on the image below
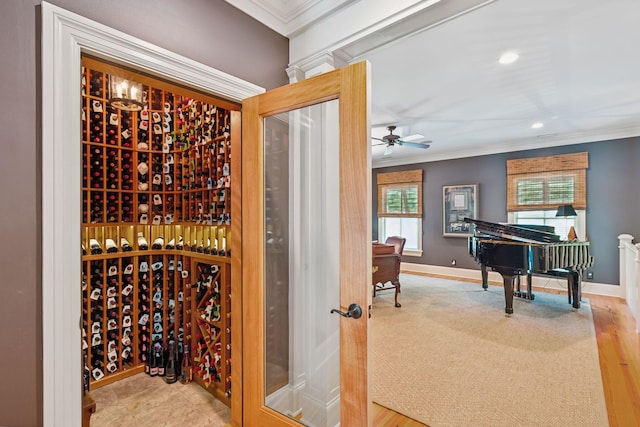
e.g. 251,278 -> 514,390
372,281 -> 640,427
591,294 -> 640,427
373,402 -> 428,427
373,402 -> 427,427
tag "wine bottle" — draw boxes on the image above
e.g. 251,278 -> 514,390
137,232 -> 149,250
149,349 -> 158,377
120,237 -> 133,252
105,238 -> 118,253
91,347 -> 105,359
165,342 -> 177,384
157,346 -> 166,377
152,236 -> 164,250
176,340 -> 183,370
144,344 -> 151,375
83,352 -> 91,393
89,239 -> 103,255
165,238 -> 175,250
179,343 -> 192,384
218,236 -> 226,257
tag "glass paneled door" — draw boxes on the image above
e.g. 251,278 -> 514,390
242,62 -> 371,426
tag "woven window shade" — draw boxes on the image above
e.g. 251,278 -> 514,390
377,170 -> 423,218
506,152 -> 588,211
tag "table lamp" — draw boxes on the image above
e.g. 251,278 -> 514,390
555,204 -> 577,240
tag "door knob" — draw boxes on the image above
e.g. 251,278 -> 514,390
330,303 -> 362,319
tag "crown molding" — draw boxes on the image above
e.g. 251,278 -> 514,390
225,0 -> 354,37
334,0 -> 495,62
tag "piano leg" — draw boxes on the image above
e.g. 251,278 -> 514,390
567,271 -> 581,309
481,264 -> 488,290
526,273 -> 535,301
496,270 -> 516,315
514,273 -> 535,300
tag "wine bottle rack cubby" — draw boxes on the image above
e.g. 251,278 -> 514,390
189,260 -> 231,402
80,56 -> 237,403
81,62 -> 233,228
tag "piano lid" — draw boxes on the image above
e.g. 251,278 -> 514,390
463,218 -> 561,244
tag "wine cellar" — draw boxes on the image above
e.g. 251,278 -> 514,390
80,56 -> 238,407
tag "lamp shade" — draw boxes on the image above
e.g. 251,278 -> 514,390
555,204 -> 577,217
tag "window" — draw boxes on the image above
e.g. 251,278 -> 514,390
508,209 -> 585,241
506,152 -> 588,240
379,217 -> 421,253
382,185 -> 419,214
377,170 -> 422,255
512,172 -> 579,208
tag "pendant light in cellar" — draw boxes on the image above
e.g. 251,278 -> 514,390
108,75 -> 144,111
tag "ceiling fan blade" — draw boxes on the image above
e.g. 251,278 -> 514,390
384,145 -> 393,156
372,136 -> 385,141
400,141 -> 431,149
398,133 -> 424,142
372,141 -> 387,146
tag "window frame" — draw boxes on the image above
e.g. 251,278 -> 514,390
506,152 -> 589,241
506,152 -> 588,212
376,169 -> 423,256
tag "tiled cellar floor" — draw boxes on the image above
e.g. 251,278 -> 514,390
89,373 -> 231,427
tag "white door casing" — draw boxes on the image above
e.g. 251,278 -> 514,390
41,3 -> 263,425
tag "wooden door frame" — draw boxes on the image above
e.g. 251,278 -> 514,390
241,61 -> 371,426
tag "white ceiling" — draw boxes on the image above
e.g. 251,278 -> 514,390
227,0 -> 640,167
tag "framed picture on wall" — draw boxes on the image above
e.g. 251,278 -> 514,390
443,184 -> 478,237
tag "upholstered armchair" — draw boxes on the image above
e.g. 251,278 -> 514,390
385,236 -> 406,257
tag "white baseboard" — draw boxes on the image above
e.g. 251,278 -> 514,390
401,262 -> 623,299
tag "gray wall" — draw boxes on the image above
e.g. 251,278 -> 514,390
0,1 -> 288,425
373,137 -> 640,286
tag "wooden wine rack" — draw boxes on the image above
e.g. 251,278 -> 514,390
188,258 -> 232,404
80,56 -> 237,404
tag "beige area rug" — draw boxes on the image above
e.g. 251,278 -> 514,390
90,373 -> 230,427
372,274 -> 609,427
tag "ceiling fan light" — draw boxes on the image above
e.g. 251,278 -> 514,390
383,145 -> 393,156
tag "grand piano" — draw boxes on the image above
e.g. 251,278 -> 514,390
464,218 -> 594,315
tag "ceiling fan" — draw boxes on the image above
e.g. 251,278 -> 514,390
372,125 -> 431,156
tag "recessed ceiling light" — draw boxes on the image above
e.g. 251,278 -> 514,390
531,122 -> 544,129
499,51 -> 519,65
